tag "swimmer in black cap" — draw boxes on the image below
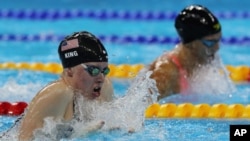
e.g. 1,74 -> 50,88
18,31 -> 114,140
148,5 -> 229,100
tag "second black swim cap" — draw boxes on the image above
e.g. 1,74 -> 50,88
175,5 -> 221,44
58,31 -> 108,68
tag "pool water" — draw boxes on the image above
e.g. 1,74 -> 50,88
1,0 -> 250,140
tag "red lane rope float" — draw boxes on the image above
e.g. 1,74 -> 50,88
0,62 -> 250,81
0,101 -> 28,116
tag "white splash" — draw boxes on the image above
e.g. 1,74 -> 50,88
71,69 -> 159,137
94,69 -> 159,132
188,54 -> 236,96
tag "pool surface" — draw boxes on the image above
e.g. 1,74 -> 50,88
1,0 -> 250,140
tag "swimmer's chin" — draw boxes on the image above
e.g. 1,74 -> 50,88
91,91 -> 101,99
206,54 -> 215,63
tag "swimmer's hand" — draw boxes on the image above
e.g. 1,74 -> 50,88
108,126 -> 135,134
56,124 -> 74,139
73,120 -> 105,137
128,128 -> 135,133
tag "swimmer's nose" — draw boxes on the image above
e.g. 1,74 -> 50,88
96,73 -> 105,83
209,42 -> 220,55
210,44 -> 219,56
215,42 -> 220,51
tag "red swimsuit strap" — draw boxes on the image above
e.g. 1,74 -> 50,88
168,54 -> 189,94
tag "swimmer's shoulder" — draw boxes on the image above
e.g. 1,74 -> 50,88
23,83 -> 74,123
32,80 -> 74,103
149,52 -> 180,85
150,54 -> 178,73
27,80 -> 74,115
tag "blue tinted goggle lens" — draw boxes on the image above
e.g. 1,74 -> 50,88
201,39 -> 220,48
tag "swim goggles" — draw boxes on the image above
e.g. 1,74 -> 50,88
81,64 -> 110,76
200,38 -> 220,48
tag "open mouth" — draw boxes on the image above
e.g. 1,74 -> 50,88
92,86 -> 101,98
205,49 -> 215,60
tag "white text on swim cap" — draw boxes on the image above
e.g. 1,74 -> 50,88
65,51 -> 78,58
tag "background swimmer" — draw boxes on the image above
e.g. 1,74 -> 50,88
16,31 -> 114,140
148,5 -> 235,100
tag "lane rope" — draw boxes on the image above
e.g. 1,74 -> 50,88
145,103 -> 250,118
1,34 -> 250,45
0,9 -> 250,20
1,101 -> 250,118
0,62 -> 250,81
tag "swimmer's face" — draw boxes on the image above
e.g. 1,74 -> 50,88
71,62 -> 109,100
193,32 -> 221,63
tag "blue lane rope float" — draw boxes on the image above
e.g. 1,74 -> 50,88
1,9 -> 250,20
1,34 -> 250,45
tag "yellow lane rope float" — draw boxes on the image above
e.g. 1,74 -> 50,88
145,103 -> 250,118
0,62 -> 250,81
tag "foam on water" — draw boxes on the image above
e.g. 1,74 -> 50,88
0,79 -> 43,102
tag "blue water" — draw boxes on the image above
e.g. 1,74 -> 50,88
1,0 -> 250,140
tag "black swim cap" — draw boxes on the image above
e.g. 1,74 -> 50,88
58,31 -> 108,68
175,5 -> 221,44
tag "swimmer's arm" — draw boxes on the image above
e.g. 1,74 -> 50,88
18,87 -> 72,141
54,120 -> 105,140
149,60 -> 179,100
